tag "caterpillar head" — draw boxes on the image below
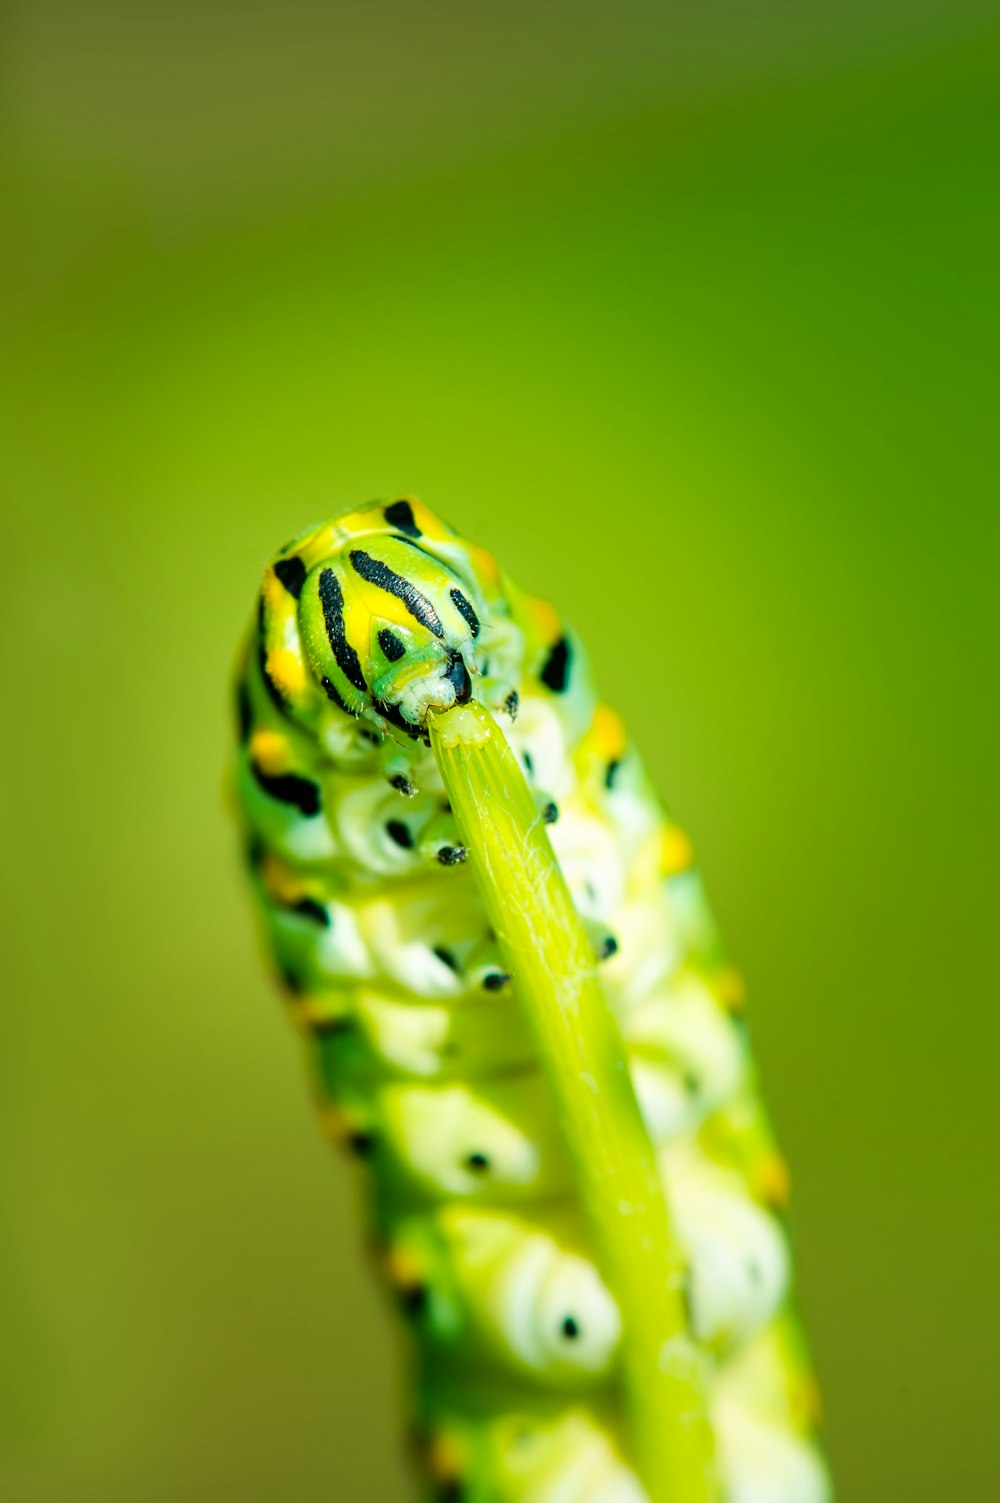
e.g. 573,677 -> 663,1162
264,501 -> 488,740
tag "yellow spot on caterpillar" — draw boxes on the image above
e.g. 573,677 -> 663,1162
262,569 -> 285,612
266,646 -> 308,698
406,497 -> 453,541
317,1102 -> 350,1143
318,1103 -> 374,1158
249,729 -> 290,775
426,1431 -> 466,1489
716,966 -> 746,1014
259,852 -> 305,905
383,1244 -> 424,1294
466,540 -> 502,587
591,702 -> 628,762
753,1150 -> 792,1211
526,594 -> 562,643
661,824 -> 694,876
260,571 -> 309,701
574,702 -> 628,785
262,567 -> 302,629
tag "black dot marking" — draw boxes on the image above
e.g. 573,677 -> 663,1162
379,628 -> 406,662
320,674 -> 353,715
318,568 -> 368,692
390,773 -> 416,797
278,965 -> 305,996
605,758 -> 622,790
235,677 -> 252,740
401,1282 -> 428,1316
561,1315 -> 580,1340
540,636 -> 571,693
483,971 -> 511,992
387,819 -> 413,849
465,1152 -> 490,1173
273,555 -> 307,598
311,1015 -> 352,1038
437,845 -> 467,866
384,499 -> 420,536
348,1130 -> 375,1158
542,801 -> 559,824
449,588 -> 480,638
433,945 -> 458,971
251,763 -> 321,817
290,896 -> 330,927
598,935 -> 618,960
504,690 -> 519,721
349,549 -> 444,638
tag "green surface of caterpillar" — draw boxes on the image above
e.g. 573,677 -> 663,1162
233,498 -> 830,1503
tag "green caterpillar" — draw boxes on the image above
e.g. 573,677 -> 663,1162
233,498 -> 830,1503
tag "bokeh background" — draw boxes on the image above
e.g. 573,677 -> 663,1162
2,3 -> 997,1500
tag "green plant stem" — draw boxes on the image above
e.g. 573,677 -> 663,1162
429,702 -> 718,1503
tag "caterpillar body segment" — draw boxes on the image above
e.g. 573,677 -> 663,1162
234,499 -> 829,1502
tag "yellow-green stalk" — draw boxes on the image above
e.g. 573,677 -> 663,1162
429,702 -> 719,1503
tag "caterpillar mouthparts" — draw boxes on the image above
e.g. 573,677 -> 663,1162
233,496 -> 831,1503
385,648 -> 475,728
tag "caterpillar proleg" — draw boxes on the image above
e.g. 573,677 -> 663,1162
233,498 -> 830,1503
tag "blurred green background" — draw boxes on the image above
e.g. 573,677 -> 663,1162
2,3 -> 997,1500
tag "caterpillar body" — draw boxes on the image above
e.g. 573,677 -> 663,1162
234,499 -> 830,1503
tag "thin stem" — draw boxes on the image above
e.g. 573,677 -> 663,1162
429,703 -> 718,1503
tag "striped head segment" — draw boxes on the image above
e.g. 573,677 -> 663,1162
260,499 -> 490,741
